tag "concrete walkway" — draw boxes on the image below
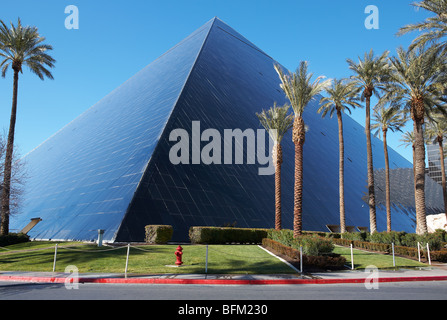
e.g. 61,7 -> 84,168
1,264 -> 447,285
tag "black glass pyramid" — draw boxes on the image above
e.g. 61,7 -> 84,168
10,18 -> 444,242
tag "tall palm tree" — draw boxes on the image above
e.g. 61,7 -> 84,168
425,113 -> 447,219
397,0 -> 447,55
0,19 -> 55,235
274,62 -> 330,238
372,105 -> 408,232
317,79 -> 361,234
347,49 -> 391,234
256,103 -> 294,230
380,46 -> 446,234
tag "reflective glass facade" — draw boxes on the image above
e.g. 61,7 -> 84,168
11,18 -> 444,242
427,141 -> 447,186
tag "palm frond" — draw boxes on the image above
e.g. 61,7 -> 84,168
346,49 -> 391,95
397,0 -> 447,53
256,102 -> 294,143
399,131 -> 416,148
379,46 -> 446,121
318,78 -> 361,118
274,62 -> 330,116
371,104 -> 408,138
425,111 -> 447,144
0,18 -> 55,79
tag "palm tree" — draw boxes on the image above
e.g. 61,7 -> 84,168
317,79 -> 360,234
372,105 -> 408,232
274,62 -> 330,238
400,131 -> 416,163
380,46 -> 446,234
397,0 -> 447,55
0,19 -> 55,235
347,49 -> 391,234
425,113 -> 447,219
256,103 -> 294,230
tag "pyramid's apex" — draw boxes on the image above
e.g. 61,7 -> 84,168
205,16 -> 227,26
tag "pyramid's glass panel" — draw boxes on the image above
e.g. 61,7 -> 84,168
10,20 -> 213,241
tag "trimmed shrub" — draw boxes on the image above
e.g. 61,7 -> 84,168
430,250 -> 447,262
0,233 -> 29,247
267,229 -> 294,247
331,230 -> 447,262
400,233 -> 443,251
369,231 -> 407,246
267,229 -> 334,256
341,232 -> 368,241
189,227 -> 269,244
262,238 -> 346,269
393,245 -> 421,259
145,225 -> 173,244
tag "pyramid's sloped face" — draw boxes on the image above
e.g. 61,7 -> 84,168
116,19 -> 290,241
11,20 -> 213,241
115,19 -> 444,242
14,18 -> 444,242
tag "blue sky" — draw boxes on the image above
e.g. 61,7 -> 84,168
0,0 -> 432,163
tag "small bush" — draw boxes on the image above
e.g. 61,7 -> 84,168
0,233 -> 29,247
341,232 -> 368,241
262,238 -> 346,269
189,227 -> 269,244
145,225 -> 173,244
430,250 -> 447,262
267,229 -> 334,256
393,245 -> 421,259
370,231 -> 405,246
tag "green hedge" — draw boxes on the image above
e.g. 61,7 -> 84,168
267,229 -> 334,256
189,227 -> 269,244
367,231 -> 444,250
0,233 -> 29,247
262,238 -> 346,270
145,225 -> 173,244
337,230 -> 446,251
431,250 -> 447,262
332,236 -> 447,262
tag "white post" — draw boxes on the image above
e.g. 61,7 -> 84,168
417,242 -> 421,262
299,246 -> 303,273
97,229 -> 104,247
392,243 -> 396,267
53,243 -> 58,272
426,243 -> 431,265
205,245 -> 209,274
350,243 -> 354,270
125,243 -> 130,278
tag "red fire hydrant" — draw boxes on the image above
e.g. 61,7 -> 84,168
175,245 -> 183,266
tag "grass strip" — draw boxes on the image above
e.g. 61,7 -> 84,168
333,245 -> 427,270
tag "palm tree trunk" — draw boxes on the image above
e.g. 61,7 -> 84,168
413,118 -> 427,234
383,128 -> 391,232
337,109 -> 346,234
437,139 -> 447,222
292,116 -> 305,238
365,95 -> 377,233
0,69 -> 19,236
274,143 -> 283,230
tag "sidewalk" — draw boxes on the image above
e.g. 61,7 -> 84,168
1,264 -> 447,285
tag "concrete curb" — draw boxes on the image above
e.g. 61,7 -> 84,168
1,274 -> 447,285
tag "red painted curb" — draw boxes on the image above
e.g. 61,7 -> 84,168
1,275 -> 447,285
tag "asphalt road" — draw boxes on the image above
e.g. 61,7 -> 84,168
0,280 -> 446,300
